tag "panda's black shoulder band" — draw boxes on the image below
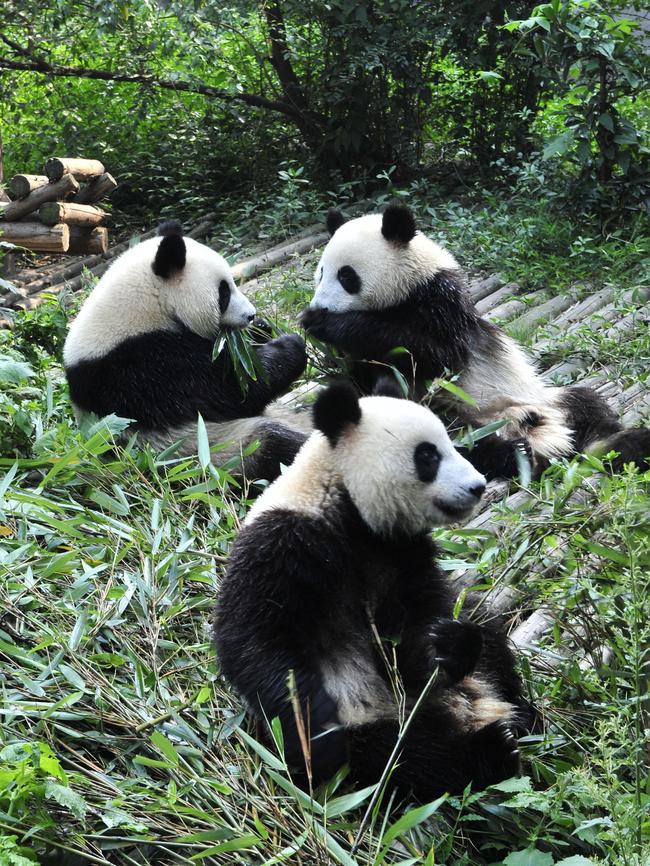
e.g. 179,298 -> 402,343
157,220 -> 184,237
313,381 -> 361,446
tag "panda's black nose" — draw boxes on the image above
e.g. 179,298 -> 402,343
247,313 -> 255,322
469,481 -> 486,499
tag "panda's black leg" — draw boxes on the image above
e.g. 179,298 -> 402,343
241,422 -> 308,483
458,434 -> 532,481
349,712 -> 520,801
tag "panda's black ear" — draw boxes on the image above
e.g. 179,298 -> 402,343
313,381 -> 361,447
157,220 -> 183,237
153,225 -> 186,278
373,375 -> 406,399
381,202 -> 416,244
326,208 -> 346,237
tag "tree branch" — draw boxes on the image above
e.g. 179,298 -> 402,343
0,54 -> 303,120
262,0 -> 308,112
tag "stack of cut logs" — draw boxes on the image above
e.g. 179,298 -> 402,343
0,158 -> 116,255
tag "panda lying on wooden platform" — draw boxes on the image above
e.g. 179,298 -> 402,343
300,204 -> 650,478
214,381 -> 535,799
64,221 -> 309,482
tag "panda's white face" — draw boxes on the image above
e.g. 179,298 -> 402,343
336,395 -> 486,536
311,214 -> 459,314
247,385 -> 486,538
164,237 -> 255,334
64,231 -> 255,364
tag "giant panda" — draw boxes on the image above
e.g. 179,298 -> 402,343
64,221 -> 310,481
300,203 -> 650,478
214,381 -> 535,799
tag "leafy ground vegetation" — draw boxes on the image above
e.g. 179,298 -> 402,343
0,182 -> 648,865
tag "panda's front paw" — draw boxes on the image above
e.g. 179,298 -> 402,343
429,618 -> 483,683
299,307 -> 330,340
262,333 -> 307,378
469,720 -> 521,786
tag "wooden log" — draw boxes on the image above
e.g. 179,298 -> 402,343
67,226 -> 109,255
44,157 -> 105,183
2,173 -> 79,221
0,222 -> 69,252
9,174 -> 49,200
72,172 -> 118,205
39,202 -> 106,227
231,231 -> 328,281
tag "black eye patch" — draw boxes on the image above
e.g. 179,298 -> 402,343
414,442 -> 441,483
218,280 -> 231,315
337,265 -> 361,295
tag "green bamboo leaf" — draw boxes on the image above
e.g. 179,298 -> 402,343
379,795 -> 446,851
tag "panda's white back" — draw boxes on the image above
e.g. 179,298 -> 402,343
64,236 -> 236,365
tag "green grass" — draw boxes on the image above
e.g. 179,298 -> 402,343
0,191 -> 648,865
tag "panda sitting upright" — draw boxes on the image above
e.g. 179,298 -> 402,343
215,381 -> 534,799
300,203 -> 650,478
64,221 -> 309,481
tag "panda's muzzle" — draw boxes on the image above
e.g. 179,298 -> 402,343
434,481 -> 485,519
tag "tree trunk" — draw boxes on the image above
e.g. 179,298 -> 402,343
0,222 -> 70,252
8,174 -> 49,199
39,202 -> 106,226
67,226 -> 109,254
44,157 -> 105,182
2,173 -> 80,221
72,172 -> 118,204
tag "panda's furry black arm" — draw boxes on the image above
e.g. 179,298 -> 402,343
214,509 -> 352,780
300,277 -> 478,387
66,328 -> 307,429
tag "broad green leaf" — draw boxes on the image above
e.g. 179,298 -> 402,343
555,858 -> 597,866
0,355 -> 34,384
44,780 -> 87,819
326,783 -> 377,817
190,835 -> 261,858
265,768 -> 324,814
503,848 -> 554,866
196,413 -> 211,470
380,795 -> 446,850
150,730 -> 180,767
543,130 -> 574,159
436,379 -> 478,407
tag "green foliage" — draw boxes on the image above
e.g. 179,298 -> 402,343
3,0 -> 647,222
504,0 -> 650,218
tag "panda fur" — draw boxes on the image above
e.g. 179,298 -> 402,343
64,221 -> 310,481
300,204 -> 650,478
214,381 -> 535,799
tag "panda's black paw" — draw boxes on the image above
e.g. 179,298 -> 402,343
250,317 -> 275,344
299,306 -> 330,340
261,333 -> 307,379
429,618 -> 483,683
470,720 -> 521,785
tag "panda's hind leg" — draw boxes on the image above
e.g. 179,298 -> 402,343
349,710 -> 520,801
